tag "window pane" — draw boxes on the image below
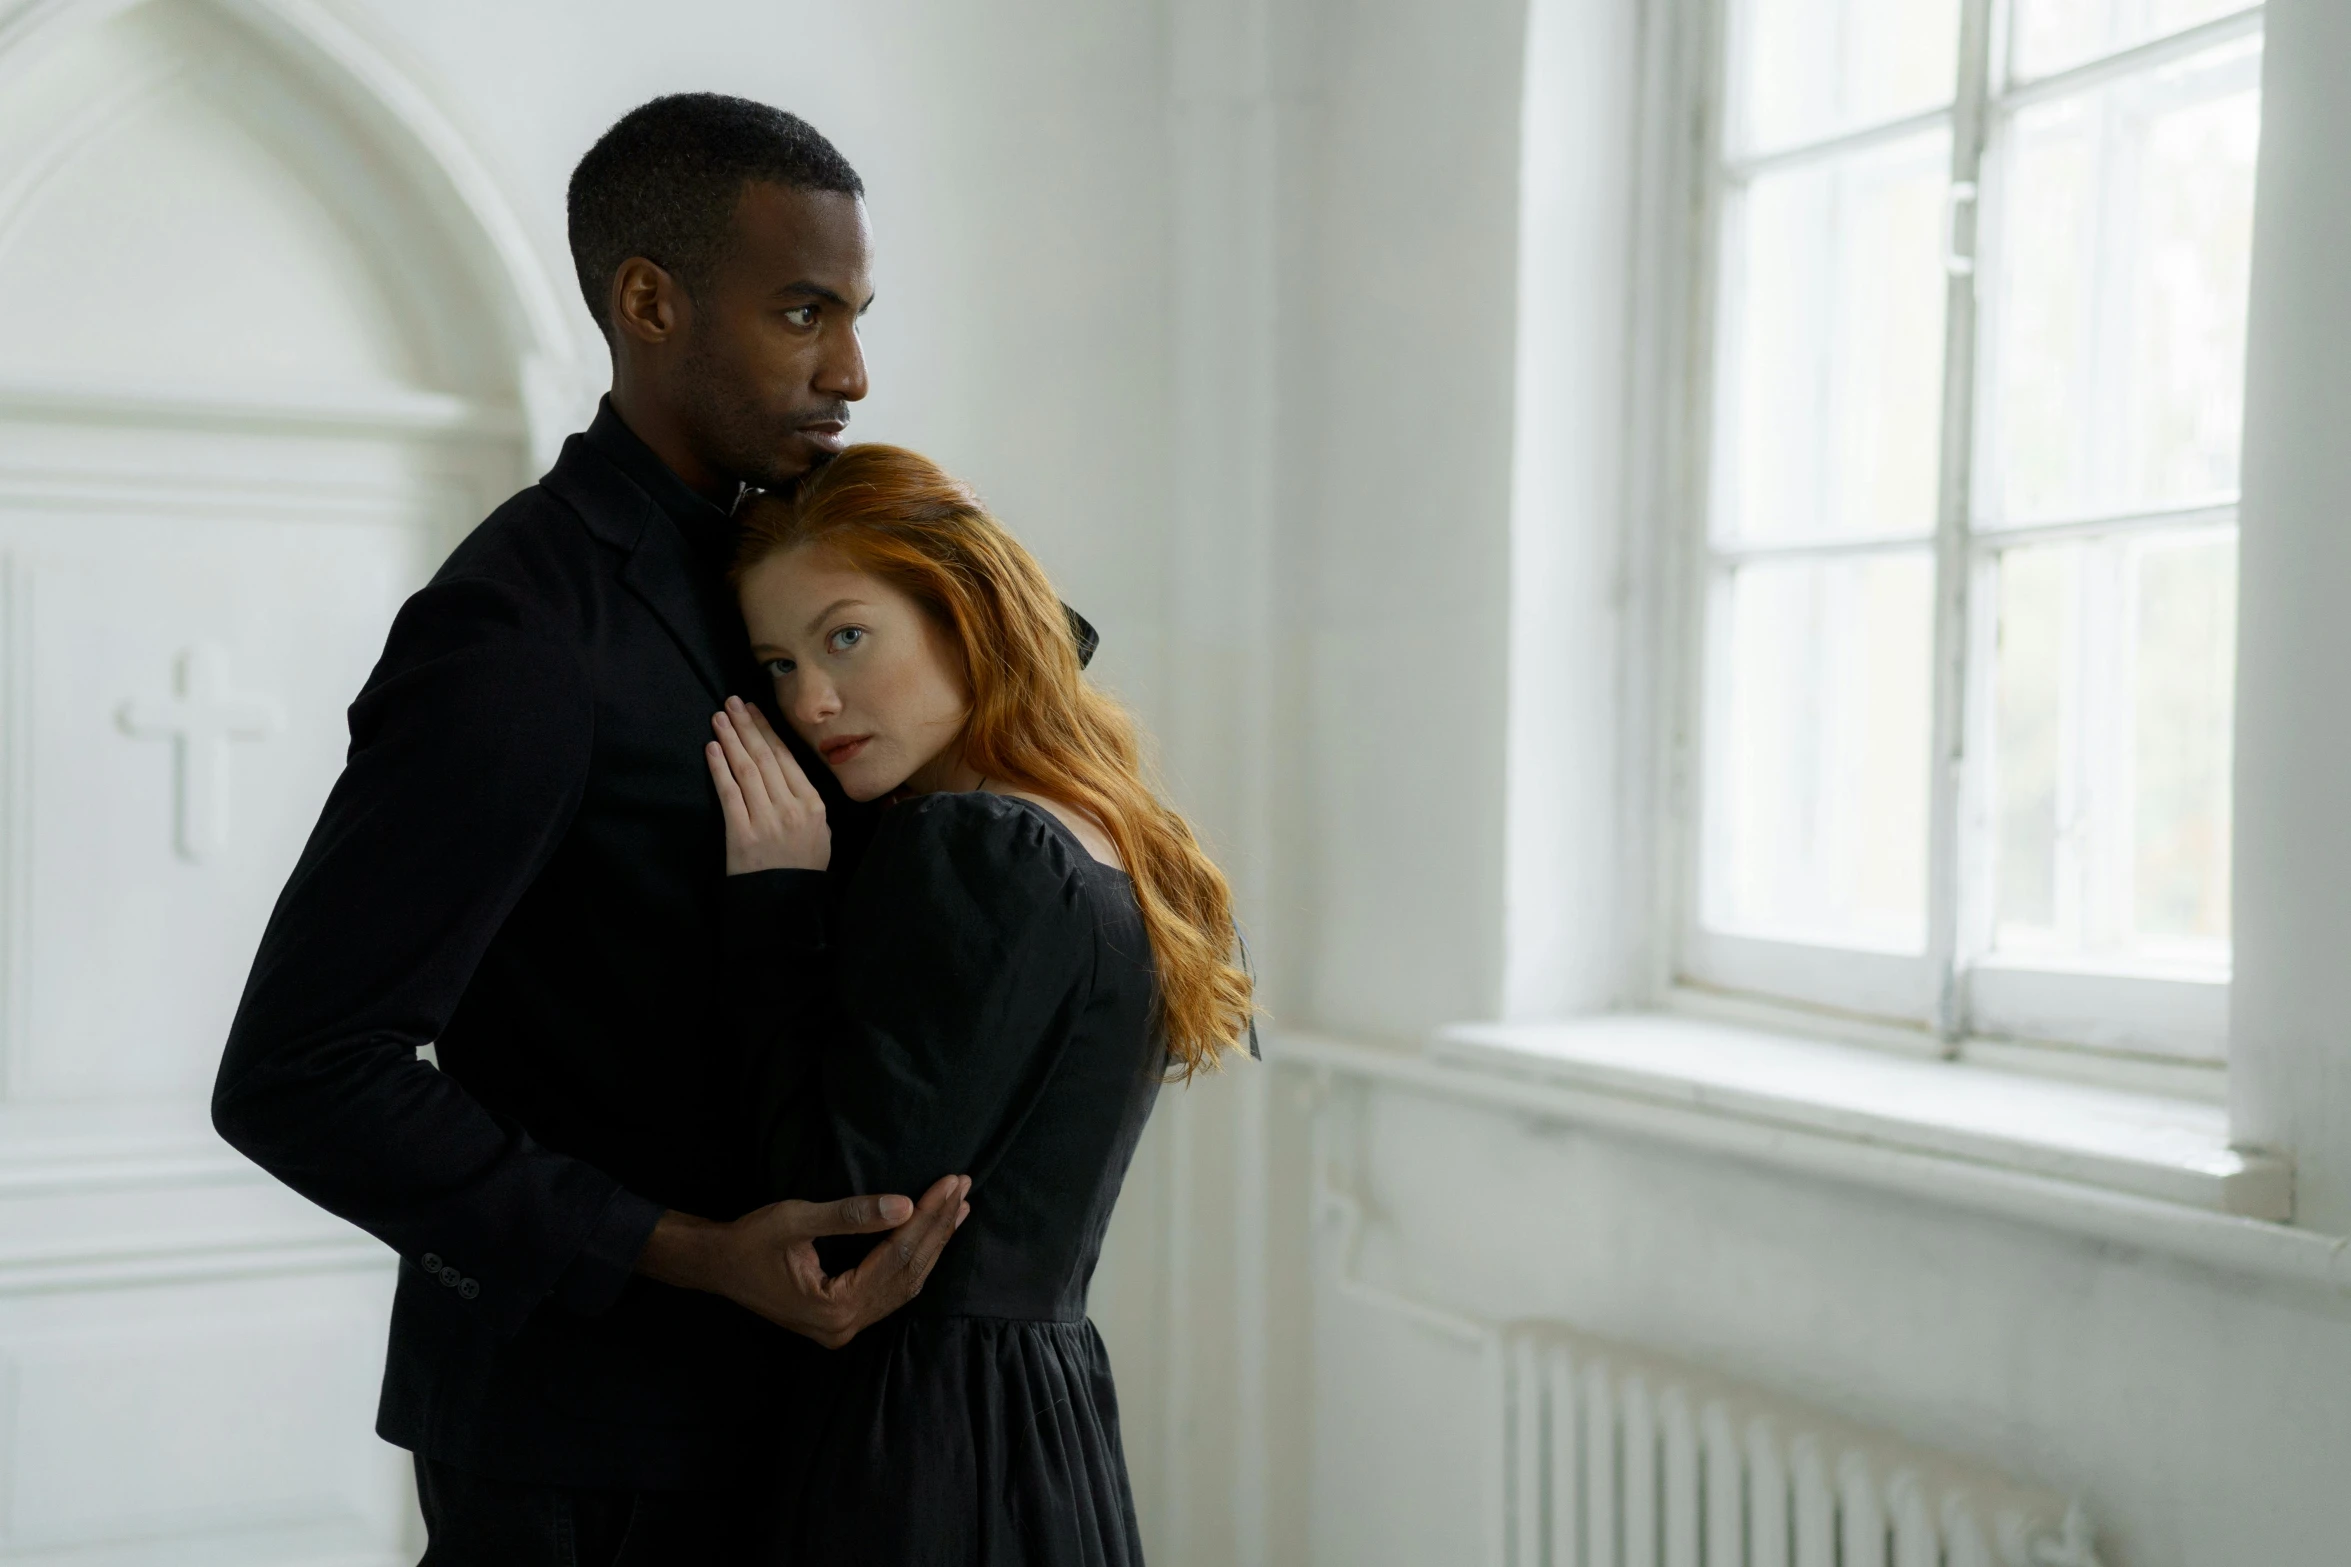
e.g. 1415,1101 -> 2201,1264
1992,546 -> 2070,940
1738,0 -> 1961,151
1706,551 -> 1934,951
1988,38 -> 2262,524
2133,533 -> 2235,953
2014,0 -> 2253,82
1988,531 -> 2234,968
1719,134 -> 1952,545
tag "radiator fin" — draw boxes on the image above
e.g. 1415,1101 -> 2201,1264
1501,1327 -> 2100,1567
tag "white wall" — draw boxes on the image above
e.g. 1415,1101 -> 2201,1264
2230,0 -> 2351,1240
1179,0 -> 2351,1564
1289,0 -> 1528,1038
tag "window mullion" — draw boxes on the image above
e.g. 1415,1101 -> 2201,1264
1926,0 -> 1999,1044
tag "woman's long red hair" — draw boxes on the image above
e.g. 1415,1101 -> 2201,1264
735,444 -> 1252,1079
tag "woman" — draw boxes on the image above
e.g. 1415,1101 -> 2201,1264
703,444 -> 1252,1565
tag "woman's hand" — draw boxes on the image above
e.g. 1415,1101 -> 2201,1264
706,696 -> 830,874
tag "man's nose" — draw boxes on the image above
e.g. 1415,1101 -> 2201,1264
817,321 -> 868,404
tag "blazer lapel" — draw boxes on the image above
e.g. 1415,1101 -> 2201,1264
619,522 -> 734,704
544,437 -> 735,704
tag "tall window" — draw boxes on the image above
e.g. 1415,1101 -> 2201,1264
1692,0 -> 2261,1062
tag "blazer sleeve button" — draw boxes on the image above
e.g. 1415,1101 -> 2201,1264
421,1254 -> 443,1273
458,1278 -> 480,1301
440,1266 -> 462,1288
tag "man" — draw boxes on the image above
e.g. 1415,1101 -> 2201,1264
214,95 -> 968,1561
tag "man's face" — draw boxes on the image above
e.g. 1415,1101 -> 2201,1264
673,184 -> 875,491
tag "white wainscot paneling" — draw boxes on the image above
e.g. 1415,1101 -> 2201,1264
0,3 -> 537,1562
7,523 -> 426,1102
0,1268 -> 407,1566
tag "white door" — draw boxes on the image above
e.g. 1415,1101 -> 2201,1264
0,5 -> 532,1562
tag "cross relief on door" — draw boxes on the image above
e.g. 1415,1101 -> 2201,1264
116,641 -> 286,863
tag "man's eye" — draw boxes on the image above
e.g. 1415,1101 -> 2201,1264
782,305 -> 819,327
762,657 -> 795,677
828,626 -> 865,653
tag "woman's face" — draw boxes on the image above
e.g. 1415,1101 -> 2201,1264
739,542 -> 972,801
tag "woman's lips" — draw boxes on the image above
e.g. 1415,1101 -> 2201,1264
819,735 -> 872,765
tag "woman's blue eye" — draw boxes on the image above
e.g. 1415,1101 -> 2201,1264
762,657 -> 795,677
829,626 -> 865,653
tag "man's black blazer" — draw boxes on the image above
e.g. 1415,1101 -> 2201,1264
214,406 -> 804,1488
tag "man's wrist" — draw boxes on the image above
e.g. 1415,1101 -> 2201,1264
634,1209 -> 738,1298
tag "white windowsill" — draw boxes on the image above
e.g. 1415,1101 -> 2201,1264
1272,1016 -> 2351,1299
1439,1014 -> 2279,1216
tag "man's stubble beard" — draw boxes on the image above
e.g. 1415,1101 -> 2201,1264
679,331 -> 814,494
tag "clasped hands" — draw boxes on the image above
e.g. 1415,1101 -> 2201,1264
638,1178 -> 971,1350
652,697 -> 967,1348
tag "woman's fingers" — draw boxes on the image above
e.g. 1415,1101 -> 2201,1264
711,710 -> 774,819
735,699 -> 822,811
708,704 -> 830,874
727,697 -> 798,814
752,706 -> 823,807
705,741 -> 752,838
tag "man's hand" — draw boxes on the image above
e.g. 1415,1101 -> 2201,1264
636,1174 -> 971,1348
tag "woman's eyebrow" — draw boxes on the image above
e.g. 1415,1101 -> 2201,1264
805,598 -> 868,635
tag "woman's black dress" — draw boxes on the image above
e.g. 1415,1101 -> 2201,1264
727,791 -> 1162,1567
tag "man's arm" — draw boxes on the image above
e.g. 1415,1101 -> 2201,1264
213,576 -> 663,1337
216,579 -> 961,1342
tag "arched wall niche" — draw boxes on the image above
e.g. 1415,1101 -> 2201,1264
0,13 -> 598,1564
0,0 -> 588,460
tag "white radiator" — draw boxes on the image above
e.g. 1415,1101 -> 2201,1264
1502,1328 -> 2102,1567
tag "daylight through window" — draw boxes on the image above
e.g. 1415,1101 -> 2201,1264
1692,0 -> 2260,1058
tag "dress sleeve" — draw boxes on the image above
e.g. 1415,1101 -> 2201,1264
733,796 -> 1095,1221
211,575 -> 661,1339
721,867 -> 834,1199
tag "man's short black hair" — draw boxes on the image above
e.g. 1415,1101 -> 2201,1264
567,93 -> 863,335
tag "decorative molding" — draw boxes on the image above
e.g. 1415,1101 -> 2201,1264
0,1234 -> 386,1297
0,13 -> 509,1561
0,552 -> 21,1104
210,0 -> 594,455
0,0 -> 585,455
116,641 -> 285,863
0,373 -> 523,441
0,1150 -> 264,1198
0,467 -> 482,539
0,28 -> 184,263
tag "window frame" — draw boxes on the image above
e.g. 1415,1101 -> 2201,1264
1669,0 -> 2264,1069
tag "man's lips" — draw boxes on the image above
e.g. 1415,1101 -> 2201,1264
798,419 -> 847,453
818,735 -> 872,765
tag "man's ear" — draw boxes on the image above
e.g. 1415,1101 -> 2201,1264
609,256 -> 687,346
